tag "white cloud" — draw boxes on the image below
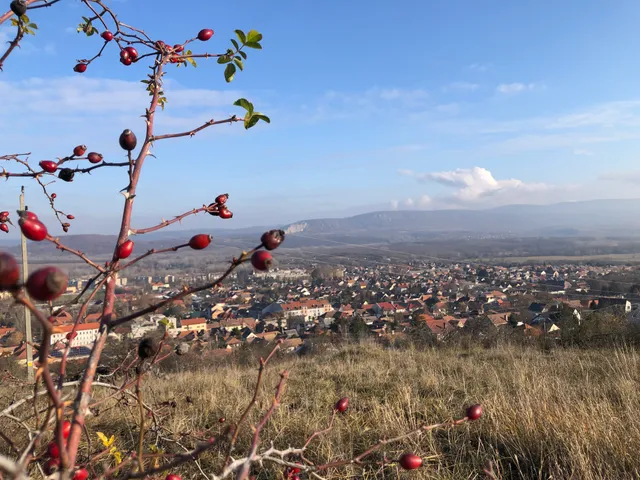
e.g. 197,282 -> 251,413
468,63 -> 491,72
443,81 -> 479,92
399,166 -> 549,206
435,103 -> 460,115
496,82 -> 540,95
573,149 -> 594,156
598,170 -> 640,183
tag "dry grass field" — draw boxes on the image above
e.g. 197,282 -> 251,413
2,343 -> 640,479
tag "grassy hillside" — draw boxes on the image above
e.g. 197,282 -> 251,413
3,343 -> 640,479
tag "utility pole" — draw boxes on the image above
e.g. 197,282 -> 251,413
20,186 -> 34,381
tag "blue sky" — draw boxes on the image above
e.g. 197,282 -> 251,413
2,0 -> 640,235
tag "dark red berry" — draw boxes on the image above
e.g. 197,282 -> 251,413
197,29 -> 213,41
62,420 -> 71,439
218,207 -> 233,220
466,404 -> 483,421
251,251 -> 272,271
58,168 -> 75,182
399,453 -> 422,470
189,234 -> 212,250
87,152 -> 103,164
0,224 -> 8,233
0,211 -> 8,217
215,193 -> 228,205
166,475 -> 182,480
335,397 -> 349,413
73,145 -> 86,157
51,193 -> 57,199
261,229 -> 285,251
67,214 -> 75,220
47,441 -> 60,459
0,252 -> 20,289
10,0 -> 27,17
43,458 -> 60,475
101,30 -> 113,42
218,417 -> 225,423
26,267 -> 68,301
120,56 -> 132,66
18,217 -> 48,241
173,44 -> 184,53
39,160 -> 58,173
66,331 -> 77,340
116,239 -> 134,259
124,46 -> 138,60
72,468 -> 89,480
119,129 -> 137,151
73,63 -> 87,73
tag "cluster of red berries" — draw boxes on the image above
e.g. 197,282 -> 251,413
0,211 -> 11,233
42,421 -> 88,479
207,193 -> 233,220
250,229 -> 286,272
0,251 -> 68,301
73,28 -> 213,73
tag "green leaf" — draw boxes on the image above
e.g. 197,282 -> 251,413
244,115 -> 260,129
253,113 -> 271,124
238,50 -> 247,60
246,30 -> 263,43
28,23 -> 37,29
233,98 -> 254,114
244,41 -> 262,50
234,29 -> 246,44
224,63 -> 236,83
21,14 -> 29,23
230,39 -> 239,51
216,55 -> 232,64
82,16 -> 90,23
10,18 -> 18,26
233,57 -> 244,71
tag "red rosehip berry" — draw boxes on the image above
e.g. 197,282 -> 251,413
73,145 -> 86,157
251,250 -> 272,271
62,420 -> 71,439
26,267 -> 68,301
19,210 -> 38,221
67,215 -> 75,220
189,234 -> 212,250
101,30 -> 113,41
173,44 -> 184,53
334,396 -> 349,413
120,56 -> 132,66
0,224 -> 8,233
124,46 -> 138,60
0,211 -> 8,217
165,475 -> 182,480
73,63 -> 87,73
43,458 -> 60,475
261,229 -> 285,251
67,331 -> 77,340
119,129 -> 137,151
218,417 -> 225,423
51,193 -> 57,199
0,252 -> 20,289
18,217 -> 48,242
116,239 -> 134,259
466,404 -> 483,421
285,465 -> 302,476
215,193 -> 228,205
218,207 -> 233,220
39,160 -> 58,173
87,152 -> 103,164
197,29 -> 214,41
47,441 -> 60,459
72,468 -> 89,480
399,453 -> 422,470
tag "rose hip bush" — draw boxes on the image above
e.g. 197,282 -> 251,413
0,1 -> 484,479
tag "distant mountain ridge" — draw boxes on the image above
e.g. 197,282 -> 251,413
2,199 -> 640,254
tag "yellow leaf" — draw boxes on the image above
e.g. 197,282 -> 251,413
107,435 -> 115,447
97,432 -> 109,447
114,451 -> 122,465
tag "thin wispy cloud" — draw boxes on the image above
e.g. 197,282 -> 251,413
468,62 -> 491,72
443,81 -> 479,92
496,82 -> 541,95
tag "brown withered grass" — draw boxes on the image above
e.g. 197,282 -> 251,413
3,343 -> 640,479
